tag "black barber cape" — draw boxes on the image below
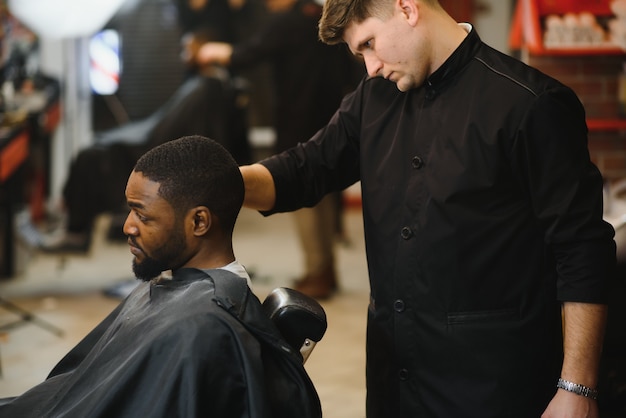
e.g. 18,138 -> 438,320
0,268 -> 321,418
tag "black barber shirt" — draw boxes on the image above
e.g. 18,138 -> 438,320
260,28 -> 615,417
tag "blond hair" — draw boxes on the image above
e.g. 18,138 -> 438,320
318,0 -> 440,45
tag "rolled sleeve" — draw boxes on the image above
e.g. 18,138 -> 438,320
514,86 -> 616,303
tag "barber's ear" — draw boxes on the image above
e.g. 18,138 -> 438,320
398,0 -> 419,25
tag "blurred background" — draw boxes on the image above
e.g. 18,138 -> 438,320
0,1 -> 624,416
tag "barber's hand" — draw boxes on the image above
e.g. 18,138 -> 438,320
541,390 -> 599,418
195,42 -> 233,66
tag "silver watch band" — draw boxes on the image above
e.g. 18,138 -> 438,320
557,378 -> 598,400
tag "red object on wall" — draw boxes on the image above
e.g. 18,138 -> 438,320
0,129 -> 29,183
509,1 -> 626,181
536,0 -> 612,16
510,0 -> 620,54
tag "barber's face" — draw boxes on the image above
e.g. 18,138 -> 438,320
344,4 -> 429,92
123,171 -> 188,281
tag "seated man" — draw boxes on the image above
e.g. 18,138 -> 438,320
0,135 -> 321,418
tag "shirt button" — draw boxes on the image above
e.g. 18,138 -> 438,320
398,368 -> 410,381
401,227 -> 413,240
393,299 -> 405,313
411,156 -> 424,169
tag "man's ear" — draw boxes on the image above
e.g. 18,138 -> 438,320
190,207 -> 212,236
398,0 -> 419,26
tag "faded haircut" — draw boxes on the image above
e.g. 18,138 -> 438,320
319,0 -> 440,45
133,135 -> 244,234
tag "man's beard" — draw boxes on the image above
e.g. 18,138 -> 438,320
131,222 -> 187,282
132,256 -> 170,282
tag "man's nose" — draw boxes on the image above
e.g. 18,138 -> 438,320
364,55 -> 382,78
122,212 -> 137,236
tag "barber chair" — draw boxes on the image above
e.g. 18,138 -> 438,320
262,287 -> 327,363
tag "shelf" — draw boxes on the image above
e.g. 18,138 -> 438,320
531,46 -> 625,56
509,0 -> 621,56
535,0 -> 612,16
587,119 -> 626,131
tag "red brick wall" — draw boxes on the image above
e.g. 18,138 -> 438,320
527,53 -> 626,181
439,0 -> 475,22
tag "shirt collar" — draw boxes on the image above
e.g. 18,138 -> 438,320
164,262 -> 252,287
425,24 -> 482,92
212,260 -> 252,288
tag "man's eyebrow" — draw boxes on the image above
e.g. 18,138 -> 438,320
351,38 -> 369,56
127,201 -> 144,210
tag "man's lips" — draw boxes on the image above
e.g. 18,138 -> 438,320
127,239 -> 143,256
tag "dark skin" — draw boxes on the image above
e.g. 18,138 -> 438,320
123,171 -> 236,279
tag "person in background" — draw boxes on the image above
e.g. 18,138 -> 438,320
0,135 -> 321,418
176,0 -> 256,80
196,0 -> 363,299
40,6 -> 252,253
237,0 -> 616,417
176,0 -> 252,47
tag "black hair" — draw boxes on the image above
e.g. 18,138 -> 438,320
133,135 -> 244,233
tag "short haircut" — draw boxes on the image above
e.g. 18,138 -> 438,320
319,0 -> 440,45
133,135 -> 244,233
319,0 -> 394,45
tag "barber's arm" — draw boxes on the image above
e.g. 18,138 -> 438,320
542,302 -> 607,418
240,164 -> 276,211
519,88 -> 614,417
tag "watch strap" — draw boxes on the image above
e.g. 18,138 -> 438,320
557,378 -> 598,400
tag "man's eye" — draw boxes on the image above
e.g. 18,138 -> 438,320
134,211 -> 148,223
364,40 -> 373,49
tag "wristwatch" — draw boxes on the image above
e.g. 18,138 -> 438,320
557,378 -> 598,400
